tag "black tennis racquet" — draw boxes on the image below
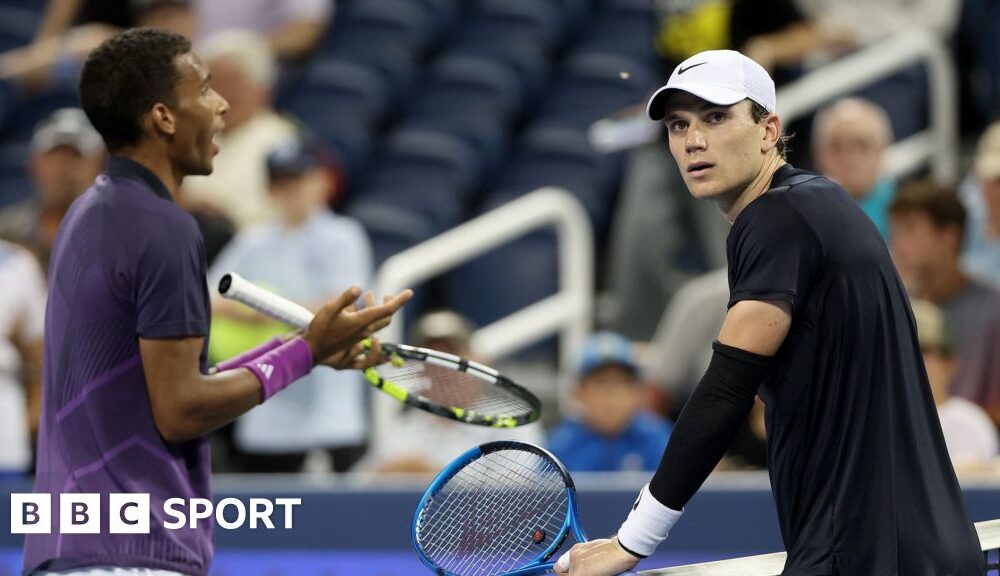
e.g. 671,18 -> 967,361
412,441 -> 640,575
217,273 -> 541,428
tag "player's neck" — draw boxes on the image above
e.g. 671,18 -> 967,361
116,146 -> 183,200
720,154 -> 786,223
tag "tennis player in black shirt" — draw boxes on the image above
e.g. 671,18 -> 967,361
556,50 -> 983,576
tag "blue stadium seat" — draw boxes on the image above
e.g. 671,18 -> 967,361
446,224 -> 560,352
577,0 -> 658,64
323,45 -> 417,96
446,42 -> 550,106
352,128 -> 481,233
400,115 -> 509,192
410,55 -> 525,126
5,82 -> 81,139
0,7 -> 39,52
278,59 -> 391,131
342,200 -> 437,265
497,125 -> 620,237
322,0 -> 437,60
454,0 -> 564,56
0,142 -> 32,208
536,52 -> 655,129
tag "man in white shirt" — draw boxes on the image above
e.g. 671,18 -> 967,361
912,298 -> 999,470
0,241 -> 45,477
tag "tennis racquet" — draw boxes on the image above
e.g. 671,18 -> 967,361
217,273 -> 541,428
412,441 -> 639,576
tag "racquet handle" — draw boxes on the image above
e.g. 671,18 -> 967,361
218,272 -> 314,329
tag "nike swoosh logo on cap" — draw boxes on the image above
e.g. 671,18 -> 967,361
677,62 -> 708,74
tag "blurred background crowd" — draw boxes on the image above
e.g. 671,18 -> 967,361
0,0 -> 998,481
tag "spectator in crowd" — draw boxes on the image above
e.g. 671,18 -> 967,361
0,241 -> 45,479
0,108 -> 105,270
812,97 -> 896,239
547,332 -> 672,473
889,181 -> 1000,356
911,299 -> 998,471
2,0 -> 196,94
960,121 -> 1000,286
182,29 -> 297,230
361,310 -> 544,476
207,133 -> 371,473
195,0 -> 331,61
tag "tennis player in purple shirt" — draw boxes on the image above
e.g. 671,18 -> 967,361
24,28 -> 411,576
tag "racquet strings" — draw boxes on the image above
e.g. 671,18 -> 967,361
378,356 -> 534,418
415,448 -> 569,576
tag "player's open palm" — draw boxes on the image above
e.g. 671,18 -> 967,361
304,286 -> 412,364
554,538 -> 640,576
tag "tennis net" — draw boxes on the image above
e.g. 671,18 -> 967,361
643,519 -> 1000,575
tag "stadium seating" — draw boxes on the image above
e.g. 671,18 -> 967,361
409,54 -> 525,126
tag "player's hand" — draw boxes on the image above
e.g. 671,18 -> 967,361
553,537 -> 640,575
305,286 -> 412,365
320,336 -> 387,371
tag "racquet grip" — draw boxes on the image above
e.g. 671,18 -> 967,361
218,273 -> 315,329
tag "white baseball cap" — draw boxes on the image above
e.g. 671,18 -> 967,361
646,50 -> 777,121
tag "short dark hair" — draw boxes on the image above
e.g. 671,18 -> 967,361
889,179 -> 967,238
749,100 -> 790,159
79,28 -> 191,152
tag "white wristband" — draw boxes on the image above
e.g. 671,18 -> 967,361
616,483 -> 683,558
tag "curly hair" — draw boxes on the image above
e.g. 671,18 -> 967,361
79,28 -> 191,152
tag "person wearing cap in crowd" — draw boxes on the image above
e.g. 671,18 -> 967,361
207,132 -> 371,473
961,121 -> 1000,287
556,50 -> 981,576
910,299 -> 999,471
0,108 -> 105,271
546,332 -> 672,473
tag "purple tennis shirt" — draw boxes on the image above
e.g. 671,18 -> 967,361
24,156 -> 213,575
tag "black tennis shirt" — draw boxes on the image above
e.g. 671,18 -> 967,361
729,165 -> 982,575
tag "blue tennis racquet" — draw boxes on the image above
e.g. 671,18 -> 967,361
412,441 -> 639,576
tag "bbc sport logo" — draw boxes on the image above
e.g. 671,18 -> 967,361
10,494 -> 302,534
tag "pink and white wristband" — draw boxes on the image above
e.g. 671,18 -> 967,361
616,483 -> 684,558
240,337 -> 313,401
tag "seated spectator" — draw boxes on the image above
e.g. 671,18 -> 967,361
889,181 -> 1000,356
960,121 -> 1000,286
207,133 -> 370,473
812,98 -> 895,239
195,0 -> 331,61
360,310 -> 543,476
911,299 -> 998,471
182,29 -> 297,229
0,108 -> 105,270
547,332 -> 672,473
0,241 -> 45,479
1,0 -> 196,94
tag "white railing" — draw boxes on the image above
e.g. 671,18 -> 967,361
778,28 -> 958,182
372,187 -> 593,440
591,29 -> 958,182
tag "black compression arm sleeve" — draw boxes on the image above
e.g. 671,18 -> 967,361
649,341 -> 773,511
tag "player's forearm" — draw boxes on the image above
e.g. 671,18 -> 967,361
158,369 -> 267,442
648,342 -> 769,509
617,342 -> 771,558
